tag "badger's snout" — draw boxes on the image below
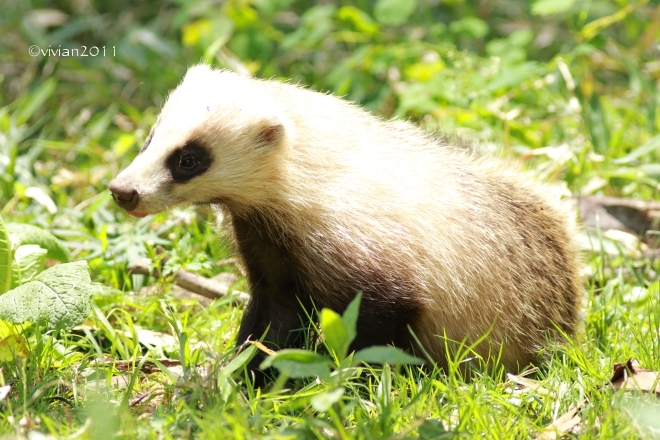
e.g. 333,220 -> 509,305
108,178 -> 139,211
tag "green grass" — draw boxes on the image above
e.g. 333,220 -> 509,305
0,213 -> 656,439
1,0 -> 660,438
3,270 -> 660,438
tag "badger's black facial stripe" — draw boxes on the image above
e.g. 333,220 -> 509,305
166,140 -> 213,182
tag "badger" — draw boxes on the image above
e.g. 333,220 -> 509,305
109,64 -> 582,378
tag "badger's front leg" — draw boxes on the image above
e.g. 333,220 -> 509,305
235,283 -> 308,381
231,214 -> 311,383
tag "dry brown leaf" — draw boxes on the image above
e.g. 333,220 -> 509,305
87,374 -> 131,389
130,383 -> 166,410
533,358 -> 660,439
18,413 -> 41,430
123,327 -> 178,349
0,384 -> 11,400
90,358 -> 182,375
537,405 -> 581,440
50,166 -> 107,188
249,340 -> 276,356
506,373 -> 554,396
611,359 -> 660,395
154,358 -> 213,381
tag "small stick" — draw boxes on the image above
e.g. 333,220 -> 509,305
127,257 -> 248,303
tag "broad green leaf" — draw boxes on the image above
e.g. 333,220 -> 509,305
182,19 -> 212,46
202,17 -> 234,63
281,5 -> 336,50
10,245 -> 47,288
310,387 -> 345,412
0,260 -> 92,329
373,0 -> 417,27
531,0 -> 576,16
397,83 -> 440,116
320,293 -> 361,360
485,62 -> 539,93
7,223 -> 70,262
320,308 -> 349,359
269,359 -> 331,379
0,216 -> 11,294
260,349 -> 330,367
260,349 -> 331,379
353,346 -> 424,366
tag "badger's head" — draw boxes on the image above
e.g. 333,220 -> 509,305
108,65 -> 292,217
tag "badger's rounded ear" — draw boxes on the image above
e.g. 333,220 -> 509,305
257,123 -> 286,148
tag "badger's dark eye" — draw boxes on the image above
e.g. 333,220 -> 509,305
179,151 -> 196,169
166,140 -> 213,182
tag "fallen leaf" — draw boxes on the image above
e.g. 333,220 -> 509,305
611,359 -> 660,395
0,384 -> 11,400
537,405 -> 581,440
249,340 -> 276,356
110,358 -> 182,374
18,413 -> 41,430
86,374 -> 131,389
506,373 -> 554,396
130,383 -> 165,410
123,327 -> 178,349
534,358 -> 660,440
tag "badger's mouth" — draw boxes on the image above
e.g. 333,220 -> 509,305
126,210 -> 149,218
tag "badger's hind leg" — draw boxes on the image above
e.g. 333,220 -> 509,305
348,292 -> 424,355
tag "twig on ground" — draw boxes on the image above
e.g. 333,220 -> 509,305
127,253 -> 248,303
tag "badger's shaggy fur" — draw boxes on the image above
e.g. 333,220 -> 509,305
109,64 -> 583,375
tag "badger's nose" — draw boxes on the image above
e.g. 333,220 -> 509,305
108,179 -> 139,211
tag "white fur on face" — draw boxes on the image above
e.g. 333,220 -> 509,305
113,65 -> 292,214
